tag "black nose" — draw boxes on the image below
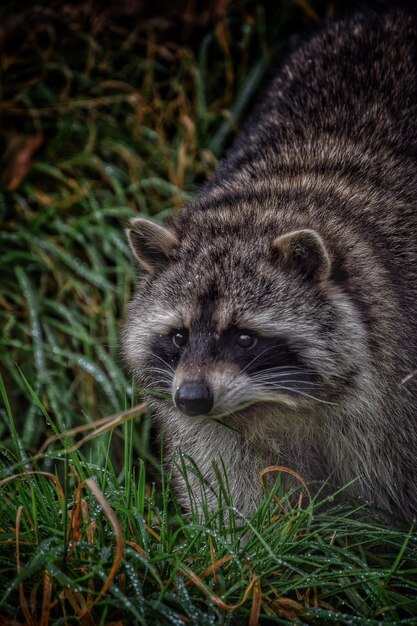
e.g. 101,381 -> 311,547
175,382 -> 213,416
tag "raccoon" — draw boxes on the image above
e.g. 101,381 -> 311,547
123,6 -> 417,519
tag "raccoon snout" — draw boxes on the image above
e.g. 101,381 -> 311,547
175,382 -> 213,416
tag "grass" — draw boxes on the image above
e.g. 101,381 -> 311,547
1,1 -> 417,624
0,0 -> 304,450
1,383 -> 417,625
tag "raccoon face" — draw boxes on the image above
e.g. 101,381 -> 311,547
158,327 -> 319,417
123,216 -> 362,421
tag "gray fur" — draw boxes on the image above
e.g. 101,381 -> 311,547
123,6 -> 417,519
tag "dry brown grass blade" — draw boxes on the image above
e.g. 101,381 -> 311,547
67,483 -> 84,561
125,540 -> 161,582
37,403 -> 146,456
126,540 -> 146,558
374,605 -> 396,618
4,134 -> 44,190
16,505 -> 35,626
178,562 -> 257,611
259,465 -> 312,514
293,0 -> 320,21
82,478 -> 124,608
198,554 -> 232,580
40,571 -> 52,626
63,476 -> 99,618
304,584 -> 319,609
145,524 -> 160,541
249,576 -> 261,626
62,588 -> 85,615
271,596 -> 305,619
1,471 -> 65,502
34,187 -> 88,209
86,518 -> 97,544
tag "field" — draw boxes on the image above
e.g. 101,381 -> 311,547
1,1 -> 417,624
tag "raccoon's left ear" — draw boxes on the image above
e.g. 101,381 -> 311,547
127,217 -> 179,274
272,229 -> 331,282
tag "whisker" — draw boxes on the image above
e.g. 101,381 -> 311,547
254,384 -> 337,406
253,380 -> 321,387
250,370 -> 318,381
142,385 -> 171,396
240,345 -> 284,373
213,401 -> 256,420
147,367 -> 174,378
251,365 -> 315,375
149,352 -> 175,373
146,368 -> 173,377
147,379 -> 172,387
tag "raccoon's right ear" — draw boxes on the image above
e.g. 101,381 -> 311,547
272,229 -> 331,282
126,217 -> 179,274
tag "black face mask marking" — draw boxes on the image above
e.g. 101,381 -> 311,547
147,318 -> 318,397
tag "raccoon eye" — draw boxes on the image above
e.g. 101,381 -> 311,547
172,330 -> 188,349
236,332 -> 257,349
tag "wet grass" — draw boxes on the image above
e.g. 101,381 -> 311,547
1,386 -> 417,625
0,0 -> 306,452
1,1 -> 416,623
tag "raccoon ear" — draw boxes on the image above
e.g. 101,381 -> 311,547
272,229 -> 331,282
127,217 -> 179,273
